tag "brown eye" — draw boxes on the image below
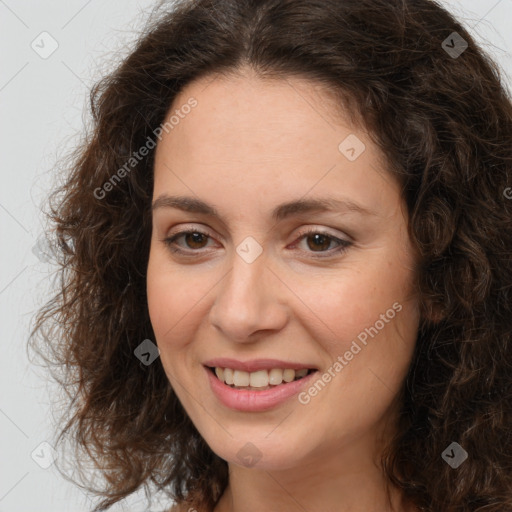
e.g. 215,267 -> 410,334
163,230 -> 213,253
181,232 -> 209,249
305,233 -> 332,252
162,227 -> 352,259
292,228 -> 353,258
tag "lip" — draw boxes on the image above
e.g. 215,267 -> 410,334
204,365 -> 319,412
203,358 -> 317,373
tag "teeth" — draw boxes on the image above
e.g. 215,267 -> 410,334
283,368 -> 295,382
224,368 -> 234,385
249,370 -> 268,388
233,370 -> 250,387
213,367 -> 311,388
269,368 -> 283,385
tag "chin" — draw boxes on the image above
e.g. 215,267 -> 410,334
205,433 -> 309,471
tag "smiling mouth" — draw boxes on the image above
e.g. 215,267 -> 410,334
206,366 -> 317,390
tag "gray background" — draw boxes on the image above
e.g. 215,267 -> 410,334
1,1 -> 511,511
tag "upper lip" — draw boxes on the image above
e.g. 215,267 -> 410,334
203,358 -> 318,373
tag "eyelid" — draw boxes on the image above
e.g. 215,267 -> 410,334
165,223 -> 220,243
162,223 -> 353,258
294,225 -> 353,243
289,226 -> 353,257
164,223 -> 350,242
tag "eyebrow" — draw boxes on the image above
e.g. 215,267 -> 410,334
151,194 -> 379,221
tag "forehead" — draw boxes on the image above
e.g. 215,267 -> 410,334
152,70 -> 398,219
160,70 -> 358,154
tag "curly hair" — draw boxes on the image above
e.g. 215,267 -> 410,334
30,0 -> 512,510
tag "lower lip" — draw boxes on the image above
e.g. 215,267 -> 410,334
205,366 -> 318,412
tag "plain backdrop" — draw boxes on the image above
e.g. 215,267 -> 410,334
1,1 -> 511,511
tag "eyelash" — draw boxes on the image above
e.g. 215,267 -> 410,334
162,227 -> 352,259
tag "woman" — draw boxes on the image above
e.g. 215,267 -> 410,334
30,0 -> 512,511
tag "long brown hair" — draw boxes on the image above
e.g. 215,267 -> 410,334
30,0 -> 512,510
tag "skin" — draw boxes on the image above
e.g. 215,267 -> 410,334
147,66 -> 421,512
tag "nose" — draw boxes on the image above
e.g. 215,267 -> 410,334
208,246 -> 289,342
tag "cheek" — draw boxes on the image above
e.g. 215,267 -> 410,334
302,266 -> 418,427
300,260 -> 419,396
147,253 -> 192,383
146,246 -> 213,351
301,262 -> 413,342
146,248 -> 184,345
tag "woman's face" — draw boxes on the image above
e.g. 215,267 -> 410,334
147,69 -> 421,471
